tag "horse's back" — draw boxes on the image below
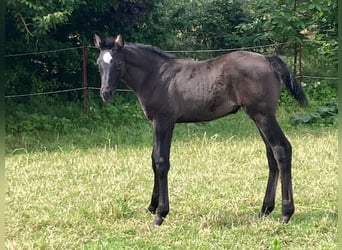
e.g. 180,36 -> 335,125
221,51 -> 282,113
153,51 -> 282,122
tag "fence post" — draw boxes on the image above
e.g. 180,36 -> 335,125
298,43 -> 303,84
82,45 -> 88,112
293,44 -> 298,76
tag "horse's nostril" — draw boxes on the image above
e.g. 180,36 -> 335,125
100,88 -> 114,102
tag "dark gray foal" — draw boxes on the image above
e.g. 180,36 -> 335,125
94,34 -> 307,226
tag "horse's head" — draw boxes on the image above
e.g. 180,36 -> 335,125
94,34 -> 125,102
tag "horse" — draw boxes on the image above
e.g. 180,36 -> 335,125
94,34 -> 308,226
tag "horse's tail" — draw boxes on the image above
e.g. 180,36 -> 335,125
266,55 -> 308,107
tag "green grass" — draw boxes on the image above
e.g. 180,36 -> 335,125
5,110 -> 337,249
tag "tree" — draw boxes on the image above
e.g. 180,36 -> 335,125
235,0 -> 337,50
6,0 -> 84,40
5,0 -> 155,98
5,0 -> 337,100
135,0 -> 249,60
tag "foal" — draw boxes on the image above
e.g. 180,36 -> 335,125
94,34 -> 308,226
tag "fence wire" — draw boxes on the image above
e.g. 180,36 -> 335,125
4,74 -> 337,99
5,87 -> 131,98
4,40 -> 337,99
4,46 -> 84,57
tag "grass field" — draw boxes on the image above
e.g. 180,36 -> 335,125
5,110 -> 337,249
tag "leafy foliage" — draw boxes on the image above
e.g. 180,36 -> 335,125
126,0 -> 253,61
5,0 -> 155,99
7,0 -> 84,38
291,98 -> 338,126
5,0 -> 338,133
5,94 -> 146,135
236,0 -> 337,44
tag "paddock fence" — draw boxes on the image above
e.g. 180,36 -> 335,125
4,40 -> 338,112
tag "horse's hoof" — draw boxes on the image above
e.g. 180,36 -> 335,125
153,216 -> 164,226
260,205 -> 274,216
258,212 -> 268,219
147,206 -> 157,214
281,215 -> 292,224
281,201 -> 294,223
258,208 -> 273,218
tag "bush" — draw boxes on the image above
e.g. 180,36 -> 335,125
291,98 -> 337,126
5,93 -> 146,135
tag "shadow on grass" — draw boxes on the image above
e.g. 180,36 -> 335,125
291,208 -> 337,225
193,205 -> 337,230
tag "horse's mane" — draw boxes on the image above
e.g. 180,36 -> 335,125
131,43 -> 176,60
99,36 -> 176,60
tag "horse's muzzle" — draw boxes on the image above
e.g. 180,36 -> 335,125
100,89 -> 113,102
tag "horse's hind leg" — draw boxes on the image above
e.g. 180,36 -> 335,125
250,112 -> 295,223
258,129 -> 279,217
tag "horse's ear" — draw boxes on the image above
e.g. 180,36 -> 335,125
94,34 -> 102,48
115,34 -> 124,48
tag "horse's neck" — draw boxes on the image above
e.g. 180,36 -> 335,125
121,45 -> 164,92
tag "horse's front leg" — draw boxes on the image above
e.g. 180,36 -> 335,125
149,119 -> 174,226
147,156 -> 159,214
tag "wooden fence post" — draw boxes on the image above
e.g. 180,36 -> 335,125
293,44 -> 298,76
82,45 -> 88,112
298,43 -> 303,84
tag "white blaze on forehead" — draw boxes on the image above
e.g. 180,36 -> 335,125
102,51 -> 113,64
